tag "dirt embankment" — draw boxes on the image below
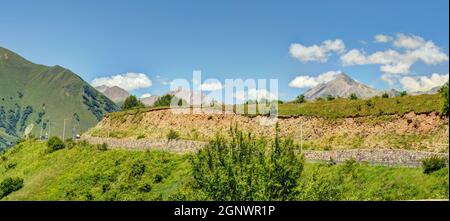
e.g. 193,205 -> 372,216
86,109 -> 449,153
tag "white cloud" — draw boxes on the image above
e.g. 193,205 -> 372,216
374,34 -> 393,43
400,73 -> 449,92
288,70 -> 342,88
140,93 -> 153,99
393,33 -> 426,49
340,33 -> 448,74
341,49 -> 369,66
289,39 -> 345,62
91,73 -> 152,91
201,80 -> 223,91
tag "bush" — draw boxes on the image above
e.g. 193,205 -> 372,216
0,177 -> 24,199
400,91 -> 407,97
47,137 -> 65,152
65,139 -> 76,149
189,125 -> 304,200
97,143 -> 108,151
166,129 -> 180,141
381,93 -> 389,98
439,82 -> 449,116
422,156 -> 447,174
122,95 -> 144,110
326,95 -> 335,101
294,95 -> 306,104
137,134 -> 146,139
348,93 -> 358,100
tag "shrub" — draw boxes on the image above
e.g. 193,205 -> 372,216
122,95 -> 144,110
154,174 -> 163,183
400,91 -> 407,97
348,93 -> 358,100
189,125 -> 304,200
294,95 -> 306,104
439,82 -> 449,116
47,137 -> 65,152
326,95 -> 335,101
381,93 -> 389,98
137,134 -> 146,140
65,138 -> 76,149
129,161 -> 146,178
97,143 -> 108,151
315,97 -> 324,102
422,156 -> 447,174
166,129 -> 180,141
0,177 -> 24,199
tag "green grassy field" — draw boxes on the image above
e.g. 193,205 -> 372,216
1,140 -> 447,201
108,93 -> 443,119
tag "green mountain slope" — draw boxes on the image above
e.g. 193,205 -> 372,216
0,140 -> 447,200
0,47 -> 118,149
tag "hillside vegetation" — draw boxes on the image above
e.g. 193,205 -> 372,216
0,47 -> 118,150
108,93 -> 443,119
0,139 -> 447,201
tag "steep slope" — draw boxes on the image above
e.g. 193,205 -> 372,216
304,73 -> 379,100
0,47 -> 118,149
95,85 -> 130,103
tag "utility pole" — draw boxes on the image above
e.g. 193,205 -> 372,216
63,118 -> 70,141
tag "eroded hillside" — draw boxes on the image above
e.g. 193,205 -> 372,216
86,108 -> 449,153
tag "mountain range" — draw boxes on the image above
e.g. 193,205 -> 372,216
95,85 -> 130,103
303,73 -> 439,100
0,47 -> 118,150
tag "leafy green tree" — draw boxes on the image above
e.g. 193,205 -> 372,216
294,95 -> 306,104
400,91 -> 407,97
47,136 -> 65,152
348,93 -> 358,100
122,95 -> 144,110
381,92 -> 389,98
189,125 -> 304,201
439,82 -> 449,116
422,156 -> 447,174
153,94 -> 186,107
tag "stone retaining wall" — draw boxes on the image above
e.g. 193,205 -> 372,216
81,135 -> 449,166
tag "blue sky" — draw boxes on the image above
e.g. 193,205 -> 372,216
0,0 -> 448,101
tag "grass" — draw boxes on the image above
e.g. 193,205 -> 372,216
277,94 -> 442,118
0,140 -> 447,201
107,93 -> 443,119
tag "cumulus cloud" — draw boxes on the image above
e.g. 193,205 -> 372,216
340,34 -> 448,74
289,39 -> 345,62
374,34 -> 393,43
91,73 -> 152,91
140,93 -> 153,99
393,33 -> 426,49
201,80 -> 223,91
288,70 -> 342,88
400,73 -> 449,92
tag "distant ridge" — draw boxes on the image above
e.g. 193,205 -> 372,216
95,85 -> 130,103
304,73 -> 379,100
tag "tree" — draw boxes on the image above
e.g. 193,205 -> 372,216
294,95 -> 306,104
189,125 -> 304,201
47,136 -> 65,152
122,95 -> 144,110
348,93 -> 358,100
400,91 -> 407,97
381,93 -> 389,98
153,94 -> 186,107
326,95 -> 335,101
439,82 -> 449,116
